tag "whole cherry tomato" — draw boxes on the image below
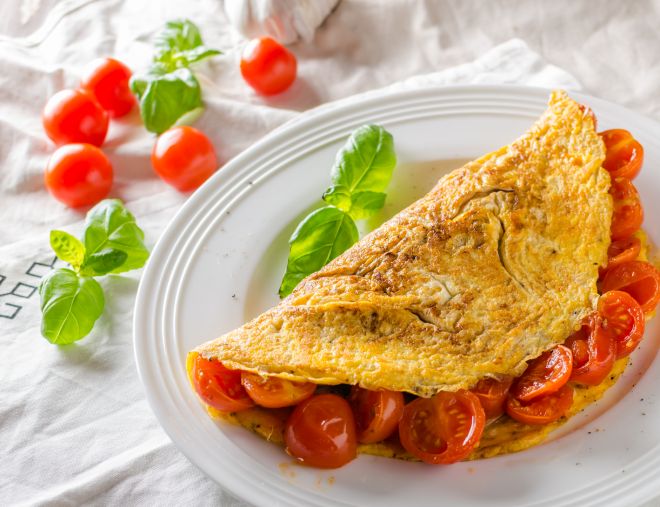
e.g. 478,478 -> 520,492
348,387 -> 404,444
44,143 -> 113,208
42,89 -> 109,146
81,57 -> 136,118
151,126 -> 218,191
240,372 -> 316,408
600,129 -> 644,181
191,355 -> 254,412
240,37 -> 297,95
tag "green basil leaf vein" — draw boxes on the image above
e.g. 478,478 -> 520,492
50,230 -> 85,270
279,206 -> 358,298
39,268 -> 105,345
80,248 -> 128,277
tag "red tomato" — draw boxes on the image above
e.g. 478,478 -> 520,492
240,372 -> 316,408
398,390 -> 485,465
471,376 -> 513,419
601,261 -> 660,314
240,37 -> 297,95
511,345 -> 572,402
151,126 -> 218,192
284,394 -> 357,469
81,57 -> 136,118
348,387 -> 404,444
603,236 -> 642,273
44,143 -> 113,208
506,384 -> 573,425
565,313 -> 615,386
42,89 -> 109,146
598,290 -> 645,359
600,129 -> 644,181
609,178 -> 643,241
191,355 -> 254,412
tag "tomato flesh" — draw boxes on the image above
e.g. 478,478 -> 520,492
240,372 -> 316,408
240,37 -> 297,95
81,57 -> 136,118
42,89 -> 109,147
598,290 -> 645,359
506,384 -> 574,425
600,129 -> 644,181
284,394 -> 357,469
348,387 -> 404,444
565,313 -> 615,386
191,355 -> 254,412
609,178 -> 643,241
399,390 -> 485,464
472,376 -> 513,419
601,261 -> 660,314
44,143 -> 113,208
511,345 -> 572,402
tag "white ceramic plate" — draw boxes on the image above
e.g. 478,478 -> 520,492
134,85 -> 660,507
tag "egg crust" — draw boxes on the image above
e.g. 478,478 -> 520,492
192,90 -> 611,397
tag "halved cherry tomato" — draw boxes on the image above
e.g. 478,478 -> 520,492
44,143 -> 113,208
42,89 -> 109,146
565,313 -> 615,386
191,355 -> 254,412
240,37 -> 297,95
398,390 -> 485,465
506,384 -> 573,425
600,129 -> 644,181
598,290 -> 645,359
284,394 -> 357,469
348,387 -> 404,444
601,261 -> 660,314
609,178 -> 643,241
471,376 -> 513,419
511,345 -> 572,402
603,236 -> 642,273
240,372 -> 316,408
81,57 -> 136,118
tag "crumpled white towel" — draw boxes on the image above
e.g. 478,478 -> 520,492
0,4 -> 580,505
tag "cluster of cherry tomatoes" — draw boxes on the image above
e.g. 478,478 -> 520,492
41,37 -> 298,208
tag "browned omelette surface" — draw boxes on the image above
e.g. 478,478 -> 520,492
193,90 -> 611,397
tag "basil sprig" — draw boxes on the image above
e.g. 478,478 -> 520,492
130,19 -> 220,134
39,200 -> 149,344
279,125 -> 396,297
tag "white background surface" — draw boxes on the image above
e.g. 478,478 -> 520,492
0,1 -> 658,505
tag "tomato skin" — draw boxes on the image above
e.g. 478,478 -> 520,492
44,143 -> 113,208
240,372 -> 316,408
601,261 -> 660,314
506,384 -> 574,425
472,376 -> 513,419
599,290 -> 645,359
511,345 -> 573,402
600,129 -> 644,181
609,178 -> 643,241
151,126 -> 218,191
42,89 -> 109,146
348,387 -> 404,444
240,37 -> 297,95
603,236 -> 641,274
191,356 -> 254,412
81,57 -> 136,118
565,313 -> 615,386
284,394 -> 357,469
399,390 -> 485,465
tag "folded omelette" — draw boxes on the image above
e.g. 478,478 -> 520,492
189,90 -> 627,462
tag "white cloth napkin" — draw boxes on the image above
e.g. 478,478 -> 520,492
0,3 -> 581,505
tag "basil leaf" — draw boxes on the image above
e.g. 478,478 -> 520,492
50,230 -> 85,270
80,248 -> 128,277
83,199 -> 149,274
39,268 -> 105,344
347,191 -> 386,220
329,124 -> 396,196
130,67 -> 202,134
279,206 -> 358,298
322,185 -> 352,212
155,19 -> 204,53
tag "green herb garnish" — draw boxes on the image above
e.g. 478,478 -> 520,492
279,125 -> 396,297
39,199 -> 149,344
130,19 -> 220,134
